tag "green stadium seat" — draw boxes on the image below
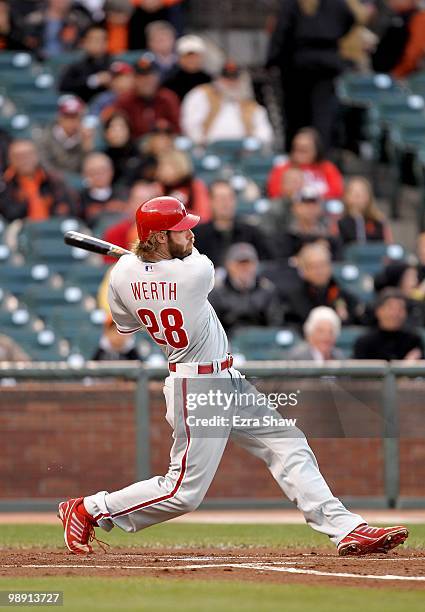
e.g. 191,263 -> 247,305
20,235 -> 89,274
62,172 -> 85,191
14,92 -> 60,123
73,329 -> 102,359
338,72 -> 403,107
0,51 -> 33,69
25,329 -> 66,361
204,140 -> 245,163
343,243 -> 405,276
49,307 -> 105,341
45,51 -> 84,77
0,264 -> 51,298
333,263 -> 375,303
8,76 -> 56,98
236,198 -> 274,221
1,71 -> 37,91
389,115 -> 425,151
230,326 -> 301,360
92,212 -> 126,238
19,218 -> 82,242
192,153 -> 223,185
21,284 -> 88,321
67,266 -> 109,297
407,72 -> 425,97
239,155 -> 275,191
0,304 -> 64,360
0,114 -> 32,139
385,115 -> 425,217
114,51 -> 144,64
336,326 -> 365,358
0,243 -> 11,263
0,306 -> 38,330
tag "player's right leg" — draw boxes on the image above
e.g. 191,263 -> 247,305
58,375 -> 232,553
228,369 -> 408,555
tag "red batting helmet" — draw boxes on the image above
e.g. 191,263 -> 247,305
135,196 -> 200,242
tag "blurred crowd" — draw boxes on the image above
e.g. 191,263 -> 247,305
1,0 -> 425,363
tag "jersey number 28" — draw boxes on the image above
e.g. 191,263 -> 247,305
136,307 -> 189,349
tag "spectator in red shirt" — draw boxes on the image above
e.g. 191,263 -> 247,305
114,52 -> 180,139
267,127 -> 344,200
103,180 -> 162,263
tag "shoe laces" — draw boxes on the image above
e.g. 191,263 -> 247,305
88,524 -> 110,553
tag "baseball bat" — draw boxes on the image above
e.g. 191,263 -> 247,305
64,231 -> 132,259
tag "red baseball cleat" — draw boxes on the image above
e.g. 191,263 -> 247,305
338,524 -> 408,556
58,497 -> 97,554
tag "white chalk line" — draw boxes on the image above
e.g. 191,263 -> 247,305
1,561 -> 425,582
245,564 -> 425,582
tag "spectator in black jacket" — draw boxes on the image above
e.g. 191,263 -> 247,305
79,152 -> 126,226
93,316 -> 141,361
353,288 -> 424,360
417,232 -> 425,282
0,0 -> 28,50
0,139 -> 76,221
209,243 -> 283,334
266,0 -> 360,150
278,185 -> 341,261
374,261 -> 425,328
372,0 -> 425,78
59,24 -> 111,103
285,242 -> 364,325
103,113 -> 151,186
193,180 -> 274,267
163,35 -> 211,101
18,0 -> 92,59
128,0 -> 184,50
338,176 -> 392,246
0,128 -> 11,175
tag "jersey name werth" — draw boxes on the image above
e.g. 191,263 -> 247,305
130,281 -> 177,301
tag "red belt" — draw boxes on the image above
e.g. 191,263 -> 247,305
169,354 -> 233,374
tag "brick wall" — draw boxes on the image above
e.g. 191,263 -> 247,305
0,382 -> 136,499
397,380 -> 425,498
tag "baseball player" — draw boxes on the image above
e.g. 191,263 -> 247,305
58,197 -> 408,556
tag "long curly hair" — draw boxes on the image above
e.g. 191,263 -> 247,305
132,234 -> 162,260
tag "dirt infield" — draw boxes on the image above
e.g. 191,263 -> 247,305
1,548 -> 425,589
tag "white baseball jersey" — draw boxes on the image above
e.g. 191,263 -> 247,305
108,247 -> 228,363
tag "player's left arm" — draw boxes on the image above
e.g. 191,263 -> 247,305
108,281 -> 142,335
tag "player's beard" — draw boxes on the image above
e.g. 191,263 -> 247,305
168,235 -> 194,259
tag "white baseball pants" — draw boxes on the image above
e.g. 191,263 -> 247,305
84,366 -> 364,545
